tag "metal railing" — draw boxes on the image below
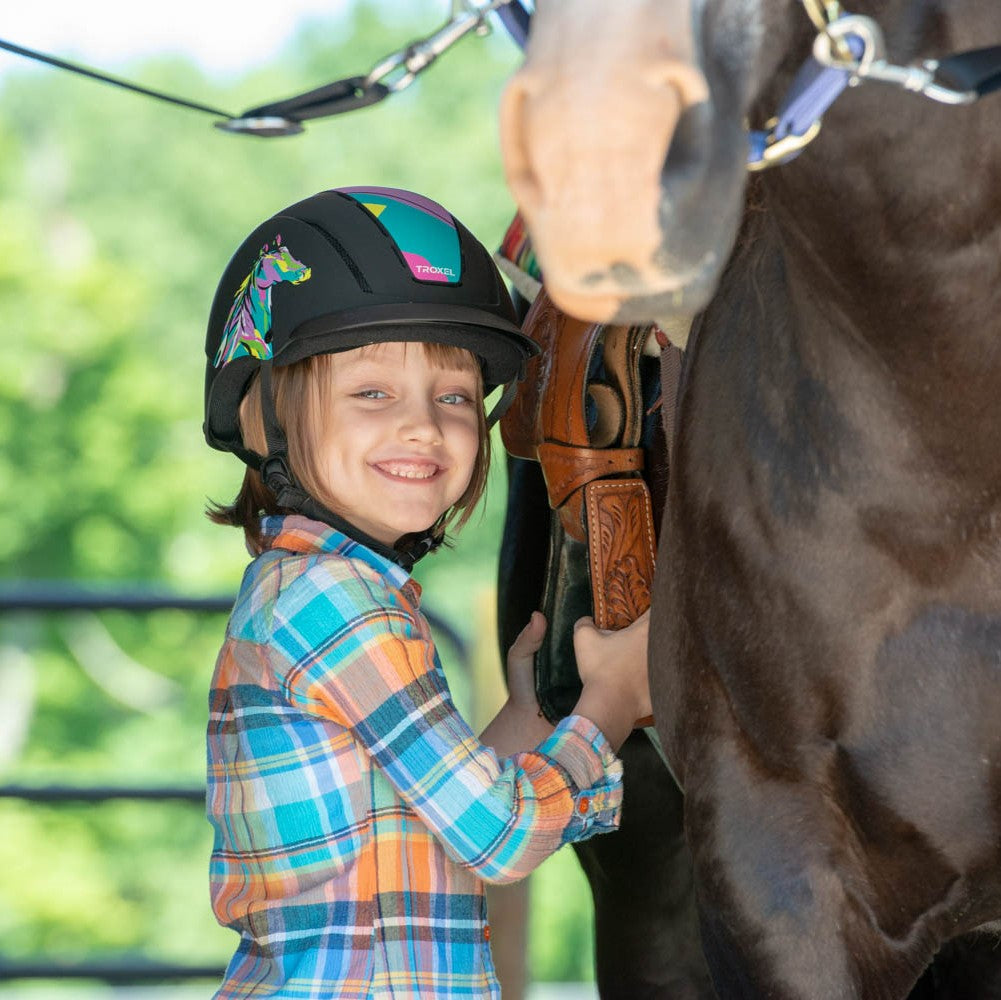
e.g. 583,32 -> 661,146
0,583 -> 468,985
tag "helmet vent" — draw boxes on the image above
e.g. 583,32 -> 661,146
303,220 -> 372,293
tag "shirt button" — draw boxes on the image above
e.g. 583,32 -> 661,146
577,798 -> 590,815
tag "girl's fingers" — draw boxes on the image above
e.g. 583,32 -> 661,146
572,617 -> 602,664
507,611 -> 547,664
505,612 -> 546,708
574,610 -> 649,634
573,611 -> 651,679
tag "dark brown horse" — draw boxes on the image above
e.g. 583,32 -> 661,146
497,1 -> 1001,997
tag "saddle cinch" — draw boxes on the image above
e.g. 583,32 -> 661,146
501,288 -> 679,726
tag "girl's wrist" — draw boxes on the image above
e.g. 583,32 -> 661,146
480,695 -> 555,757
572,682 -> 638,753
506,695 -> 555,742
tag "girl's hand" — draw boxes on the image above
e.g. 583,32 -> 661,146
481,612 -> 553,756
505,611 -> 547,711
571,610 -> 652,750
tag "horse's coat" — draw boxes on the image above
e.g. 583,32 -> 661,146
500,2 -> 1001,996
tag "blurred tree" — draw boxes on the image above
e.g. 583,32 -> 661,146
0,2 -> 596,987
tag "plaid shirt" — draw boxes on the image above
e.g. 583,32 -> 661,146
207,515 -> 623,999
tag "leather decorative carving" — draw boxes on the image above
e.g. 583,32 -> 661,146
585,478 -> 658,730
585,480 -> 656,630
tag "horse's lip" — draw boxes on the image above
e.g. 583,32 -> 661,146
545,264 -> 719,322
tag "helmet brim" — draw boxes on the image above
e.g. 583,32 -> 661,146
279,303 -> 538,388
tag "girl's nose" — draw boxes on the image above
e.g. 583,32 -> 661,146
399,396 -> 443,443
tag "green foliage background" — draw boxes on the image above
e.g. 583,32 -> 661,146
0,3 -> 595,990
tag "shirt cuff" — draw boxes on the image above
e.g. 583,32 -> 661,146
537,714 -> 624,843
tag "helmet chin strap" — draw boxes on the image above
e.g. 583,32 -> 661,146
486,377 -> 519,428
256,361 -> 437,572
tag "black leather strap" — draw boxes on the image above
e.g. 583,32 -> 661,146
936,46 -> 1001,98
240,76 -> 390,123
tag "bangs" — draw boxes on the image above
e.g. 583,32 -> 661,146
329,340 -> 482,379
420,340 -> 481,375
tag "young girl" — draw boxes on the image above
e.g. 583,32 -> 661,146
202,187 -> 652,999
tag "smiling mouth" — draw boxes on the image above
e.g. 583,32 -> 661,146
374,461 -> 441,481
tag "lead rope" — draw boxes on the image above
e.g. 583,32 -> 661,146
0,1 -> 516,138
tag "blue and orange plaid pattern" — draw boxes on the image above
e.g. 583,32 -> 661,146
207,515 -> 623,998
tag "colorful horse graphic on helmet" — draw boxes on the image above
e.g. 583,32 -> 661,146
213,237 -> 311,368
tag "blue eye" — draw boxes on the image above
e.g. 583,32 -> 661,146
439,392 -> 471,405
356,389 -> 388,399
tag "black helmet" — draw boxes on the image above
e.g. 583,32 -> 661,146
204,186 -> 538,459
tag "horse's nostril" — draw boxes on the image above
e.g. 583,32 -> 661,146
654,59 -> 710,113
581,263 -> 641,288
609,262 -> 642,286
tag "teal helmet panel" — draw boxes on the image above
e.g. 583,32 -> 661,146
341,187 -> 462,284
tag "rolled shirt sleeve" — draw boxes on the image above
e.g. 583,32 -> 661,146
270,555 -> 623,884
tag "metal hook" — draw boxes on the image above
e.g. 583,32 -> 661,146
747,118 -> 823,171
812,14 -> 977,104
812,14 -> 883,84
364,0 -> 511,94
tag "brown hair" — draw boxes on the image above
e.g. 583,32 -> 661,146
207,343 -> 490,554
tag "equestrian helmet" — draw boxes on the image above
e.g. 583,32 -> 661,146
203,186 -> 538,459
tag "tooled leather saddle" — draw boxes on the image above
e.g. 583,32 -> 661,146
500,285 -> 682,725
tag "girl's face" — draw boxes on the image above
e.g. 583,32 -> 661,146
316,341 -> 482,546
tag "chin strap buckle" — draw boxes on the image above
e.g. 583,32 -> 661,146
260,453 -> 308,510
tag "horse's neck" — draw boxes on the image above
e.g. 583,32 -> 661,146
753,0 -> 1001,338
775,93 -> 999,338
720,163 -> 1001,483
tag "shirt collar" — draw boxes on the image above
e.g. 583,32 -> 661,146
260,514 -> 419,599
